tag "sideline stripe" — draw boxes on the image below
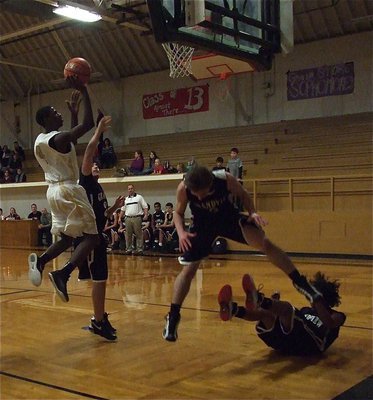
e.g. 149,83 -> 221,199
0,371 -> 110,400
0,289 -> 31,296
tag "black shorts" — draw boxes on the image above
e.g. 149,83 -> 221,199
256,309 -> 322,355
74,233 -> 108,281
181,213 -> 255,263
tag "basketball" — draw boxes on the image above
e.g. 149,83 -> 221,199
64,57 -> 91,85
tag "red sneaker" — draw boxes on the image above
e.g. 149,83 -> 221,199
242,274 -> 258,311
218,284 -> 233,321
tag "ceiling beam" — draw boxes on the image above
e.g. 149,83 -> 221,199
0,60 -> 61,74
50,30 -> 71,60
0,17 -> 69,43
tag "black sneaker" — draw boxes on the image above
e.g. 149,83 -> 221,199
90,317 -> 117,341
162,313 -> 180,342
91,312 -> 116,333
28,253 -> 44,287
48,270 -> 70,302
293,275 -> 323,304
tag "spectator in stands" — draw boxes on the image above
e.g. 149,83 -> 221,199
28,203 -> 42,221
5,207 -> 21,220
104,207 -> 120,250
152,202 -> 165,250
142,150 -> 158,175
0,208 -> 5,220
1,145 -> 11,170
157,202 -> 175,251
2,169 -> 14,183
13,141 -> 25,161
226,147 -> 243,181
213,156 -> 226,171
117,212 -> 126,250
152,158 -> 166,175
128,150 -> 144,175
14,167 -> 27,183
8,153 -> 22,176
186,156 -> 196,172
176,163 -> 186,174
38,208 -> 52,246
100,138 -> 117,169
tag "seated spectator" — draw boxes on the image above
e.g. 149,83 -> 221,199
14,167 -> 27,183
117,213 -> 127,250
8,153 -> 22,175
5,207 -> 21,220
142,204 -> 152,250
176,162 -> 186,173
13,141 -> 25,161
38,208 -> 52,246
1,145 -> 11,170
0,208 -> 5,220
186,156 -> 196,172
100,138 -> 117,169
212,156 -> 226,171
28,203 -> 42,221
3,169 -> 14,184
141,150 -> 158,175
152,158 -> 166,175
152,202 -> 165,250
157,202 -> 175,251
128,150 -> 144,175
104,208 -> 120,250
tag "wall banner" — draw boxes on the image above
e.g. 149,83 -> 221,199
142,85 -> 209,119
287,62 -> 354,101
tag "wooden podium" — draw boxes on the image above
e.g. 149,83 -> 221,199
0,220 -> 39,247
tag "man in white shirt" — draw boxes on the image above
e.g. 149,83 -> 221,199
119,184 -> 148,255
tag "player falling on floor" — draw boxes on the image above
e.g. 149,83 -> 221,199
218,272 -> 346,355
28,78 -> 99,302
163,166 -> 324,342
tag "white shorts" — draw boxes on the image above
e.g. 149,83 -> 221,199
47,182 -> 98,238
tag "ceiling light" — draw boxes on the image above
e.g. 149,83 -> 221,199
53,5 -> 102,22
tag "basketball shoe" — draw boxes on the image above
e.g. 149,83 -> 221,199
90,316 -> 117,341
28,253 -> 43,287
162,313 -> 180,342
48,270 -> 70,302
242,274 -> 260,311
292,275 -> 323,304
91,312 -> 116,334
218,284 -> 234,321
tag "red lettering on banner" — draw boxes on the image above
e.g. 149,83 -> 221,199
142,85 -> 209,119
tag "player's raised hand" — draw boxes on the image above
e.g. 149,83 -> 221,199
97,115 -> 112,134
65,75 -> 87,91
66,90 -> 81,115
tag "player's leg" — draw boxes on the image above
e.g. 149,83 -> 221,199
133,217 -> 144,254
89,238 -> 116,341
239,219 -> 322,304
125,218 -> 134,254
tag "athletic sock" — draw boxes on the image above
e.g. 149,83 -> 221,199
235,306 -> 247,319
170,303 -> 181,316
289,269 -> 302,284
61,261 -> 75,276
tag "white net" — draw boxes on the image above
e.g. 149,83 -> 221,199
162,42 -> 195,78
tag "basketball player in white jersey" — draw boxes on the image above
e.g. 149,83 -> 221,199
28,77 -> 99,303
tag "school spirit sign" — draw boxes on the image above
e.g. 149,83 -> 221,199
142,85 -> 209,119
287,62 -> 354,101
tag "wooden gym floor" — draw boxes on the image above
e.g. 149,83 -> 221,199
0,248 -> 371,400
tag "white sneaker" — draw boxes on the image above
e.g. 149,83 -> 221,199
28,253 -> 42,287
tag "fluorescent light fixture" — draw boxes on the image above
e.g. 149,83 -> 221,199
53,5 -> 102,22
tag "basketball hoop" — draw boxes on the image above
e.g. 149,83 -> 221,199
162,42 -> 195,78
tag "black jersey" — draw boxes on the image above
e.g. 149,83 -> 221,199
153,210 -> 165,226
79,173 -> 107,232
186,171 -> 238,223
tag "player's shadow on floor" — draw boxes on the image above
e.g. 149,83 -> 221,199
231,349 -> 352,381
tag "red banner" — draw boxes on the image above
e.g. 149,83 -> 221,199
142,85 -> 209,119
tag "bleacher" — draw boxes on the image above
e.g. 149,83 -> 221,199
18,111 -> 373,182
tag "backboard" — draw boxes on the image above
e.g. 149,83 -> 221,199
147,0 -> 283,72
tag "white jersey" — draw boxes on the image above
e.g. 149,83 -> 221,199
34,131 -> 79,184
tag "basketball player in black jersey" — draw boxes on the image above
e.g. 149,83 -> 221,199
163,166 -> 324,342
75,113 -> 124,340
218,272 -> 346,355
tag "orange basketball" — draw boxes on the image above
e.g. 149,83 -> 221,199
64,57 -> 91,85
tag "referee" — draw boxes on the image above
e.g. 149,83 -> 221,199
120,184 -> 148,255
